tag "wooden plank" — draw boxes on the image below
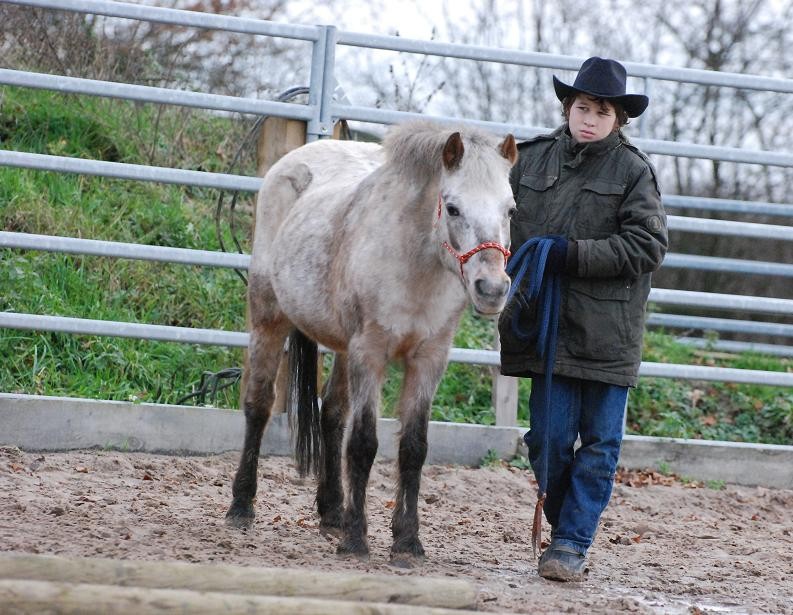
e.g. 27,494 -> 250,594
0,553 -> 478,610
0,578 -> 505,615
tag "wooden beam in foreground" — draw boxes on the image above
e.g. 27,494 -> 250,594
0,578 -> 530,615
0,552 -> 478,610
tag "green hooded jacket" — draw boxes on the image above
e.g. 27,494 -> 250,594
499,125 -> 668,386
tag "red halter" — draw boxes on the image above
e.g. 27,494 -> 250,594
436,194 -> 511,278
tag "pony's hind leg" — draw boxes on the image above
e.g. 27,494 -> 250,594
390,345 -> 450,567
317,353 -> 349,536
226,306 -> 291,529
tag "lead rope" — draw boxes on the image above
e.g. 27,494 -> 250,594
505,237 -> 562,559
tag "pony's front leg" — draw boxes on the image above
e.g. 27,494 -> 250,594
226,316 -> 290,529
390,347 -> 449,567
337,340 -> 386,559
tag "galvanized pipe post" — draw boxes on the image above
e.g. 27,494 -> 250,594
307,25 -> 337,141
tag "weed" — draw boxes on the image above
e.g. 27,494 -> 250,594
479,449 -> 502,468
509,455 -> 532,470
657,461 -> 673,476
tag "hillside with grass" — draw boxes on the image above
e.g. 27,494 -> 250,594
1,87 -> 791,445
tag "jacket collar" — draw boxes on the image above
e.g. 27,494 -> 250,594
557,124 -> 621,167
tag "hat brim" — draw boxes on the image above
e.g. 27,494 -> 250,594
553,76 -> 649,118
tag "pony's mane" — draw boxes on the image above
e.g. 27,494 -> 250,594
381,120 -> 503,179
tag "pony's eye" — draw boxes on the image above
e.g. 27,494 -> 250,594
508,207 -> 517,218
446,205 -> 460,217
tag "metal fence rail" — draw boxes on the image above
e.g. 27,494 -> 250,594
672,338 -> 793,358
12,0 -> 793,94
1,0 -> 792,405
0,231 -> 249,269
663,195 -> 793,218
662,254 -> 793,277
8,0 -> 321,40
647,313 -> 793,338
4,312 -> 793,386
4,66 -> 793,167
0,150 -> 261,191
0,69 -> 317,119
4,230 -> 792,296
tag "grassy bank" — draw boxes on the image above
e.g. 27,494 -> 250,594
1,87 -> 791,445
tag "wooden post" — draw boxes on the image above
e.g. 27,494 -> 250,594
491,323 -> 519,426
255,118 -> 308,178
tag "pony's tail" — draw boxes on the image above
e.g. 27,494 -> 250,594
286,329 -> 323,477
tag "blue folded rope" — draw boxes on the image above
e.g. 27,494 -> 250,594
505,236 -> 562,557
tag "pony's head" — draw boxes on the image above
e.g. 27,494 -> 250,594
435,128 -> 517,316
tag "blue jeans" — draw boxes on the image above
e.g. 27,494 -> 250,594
524,374 -> 628,556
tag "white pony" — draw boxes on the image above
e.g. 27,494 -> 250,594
226,120 -> 517,566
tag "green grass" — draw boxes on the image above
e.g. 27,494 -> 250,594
0,87 -> 250,408
628,331 -> 793,445
1,87 -> 791,445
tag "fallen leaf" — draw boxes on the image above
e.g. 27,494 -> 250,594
384,500 -> 395,509
689,388 -> 705,407
609,535 -> 634,545
633,523 -> 652,536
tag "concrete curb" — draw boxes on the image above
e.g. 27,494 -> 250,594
1,393 -> 791,489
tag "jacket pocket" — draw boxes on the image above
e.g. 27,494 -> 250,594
576,179 -> 623,236
563,277 -> 631,360
515,173 -> 557,226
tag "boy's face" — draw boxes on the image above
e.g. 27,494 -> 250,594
568,95 -> 619,143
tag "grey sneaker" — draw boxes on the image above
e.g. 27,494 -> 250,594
538,544 -> 587,582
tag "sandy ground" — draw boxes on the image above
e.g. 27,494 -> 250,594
0,445 -> 791,614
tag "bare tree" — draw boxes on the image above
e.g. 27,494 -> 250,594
645,0 -> 793,303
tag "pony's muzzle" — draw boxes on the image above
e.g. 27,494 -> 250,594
472,275 -> 510,315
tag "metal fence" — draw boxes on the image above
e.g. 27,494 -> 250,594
2,0 -> 793,418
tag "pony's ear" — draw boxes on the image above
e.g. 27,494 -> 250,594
500,134 -> 518,165
442,132 -> 465,170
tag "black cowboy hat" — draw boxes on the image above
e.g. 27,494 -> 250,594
553,56 -> 649,117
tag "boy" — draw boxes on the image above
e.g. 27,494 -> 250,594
499,56 -> 668,581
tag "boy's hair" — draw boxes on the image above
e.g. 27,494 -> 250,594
562,94 -> 629,128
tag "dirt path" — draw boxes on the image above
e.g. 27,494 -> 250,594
1,446 -> 791,614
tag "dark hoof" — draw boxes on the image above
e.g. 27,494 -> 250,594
391,538 -> 425,558
319,510 -> 343,538
337,539 -> 369,561
389,552 -> 425,569
319,522 -> 343,539
225,502 -> 255,529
